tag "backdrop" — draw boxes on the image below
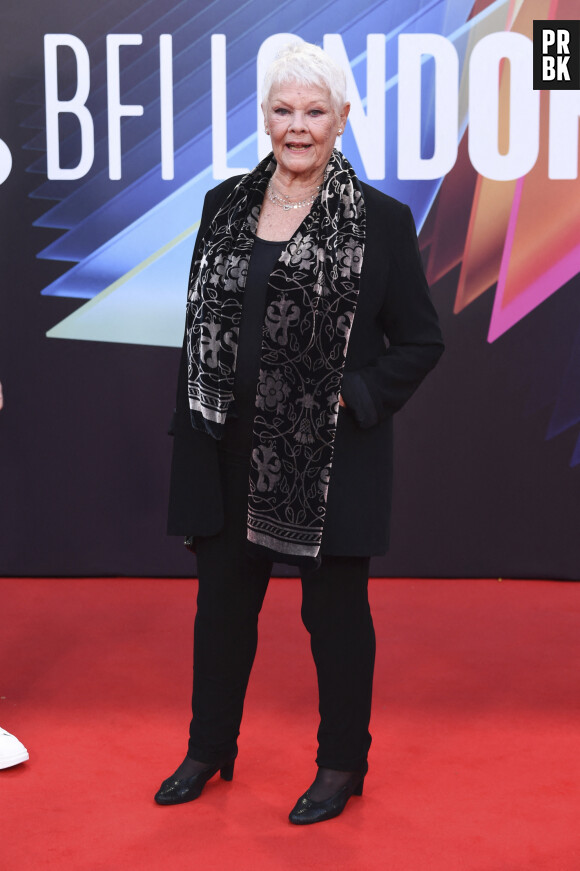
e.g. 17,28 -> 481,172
1,0 -> 579,578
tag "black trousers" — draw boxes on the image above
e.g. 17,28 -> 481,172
188,452 -> 376,771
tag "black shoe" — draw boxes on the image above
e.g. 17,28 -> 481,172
154,757 -> 236,806
288,763 -> 368,825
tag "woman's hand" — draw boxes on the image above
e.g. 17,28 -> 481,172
338,394 -> 346,408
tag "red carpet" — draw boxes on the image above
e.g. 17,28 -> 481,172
1,578 -> 579,870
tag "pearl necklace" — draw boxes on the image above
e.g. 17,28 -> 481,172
267,180 -> 322,211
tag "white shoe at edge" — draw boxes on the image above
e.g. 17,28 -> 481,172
0,728 -> 29,769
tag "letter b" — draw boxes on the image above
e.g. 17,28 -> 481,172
543,55 -> 556,81
44,35 -> 94,180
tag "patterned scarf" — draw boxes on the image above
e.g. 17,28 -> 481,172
186,148 -> 365,567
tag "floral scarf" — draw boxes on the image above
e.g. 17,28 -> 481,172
186,148 -> 365,567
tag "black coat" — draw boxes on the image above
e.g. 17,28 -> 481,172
168,176 -> 444,556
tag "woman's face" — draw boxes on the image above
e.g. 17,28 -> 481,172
263,82 -> 349,184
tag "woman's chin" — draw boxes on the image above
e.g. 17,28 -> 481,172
276,153 -> 323,179
281,150 -> 311,164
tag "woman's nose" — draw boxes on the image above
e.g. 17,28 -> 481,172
289,112 -> 306,132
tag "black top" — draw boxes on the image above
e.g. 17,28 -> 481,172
220,236 -> 287,458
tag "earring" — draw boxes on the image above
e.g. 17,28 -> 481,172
338,129 -> 342,134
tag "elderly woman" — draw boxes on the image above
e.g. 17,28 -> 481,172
155,41 -> 444,824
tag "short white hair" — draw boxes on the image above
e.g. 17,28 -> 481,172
262,41 -> 347,116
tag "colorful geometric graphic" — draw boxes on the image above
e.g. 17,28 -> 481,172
424,0 -> 580,465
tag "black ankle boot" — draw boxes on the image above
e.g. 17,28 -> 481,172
154,756 -> 236,805
288,762 -> 368,825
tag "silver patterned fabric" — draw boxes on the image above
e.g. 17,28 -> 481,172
186,149 -> 366,565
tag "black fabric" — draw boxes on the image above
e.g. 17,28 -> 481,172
220,237 -> 286,458
188,452 -> 374,771
339,371 -> 377,429
168,178 -> 444,556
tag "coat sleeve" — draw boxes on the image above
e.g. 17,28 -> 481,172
340,204 -> 444,429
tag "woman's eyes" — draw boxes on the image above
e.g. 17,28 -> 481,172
273,108 -> 325,117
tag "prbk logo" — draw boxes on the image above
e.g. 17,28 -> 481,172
533,20 -> 580,89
